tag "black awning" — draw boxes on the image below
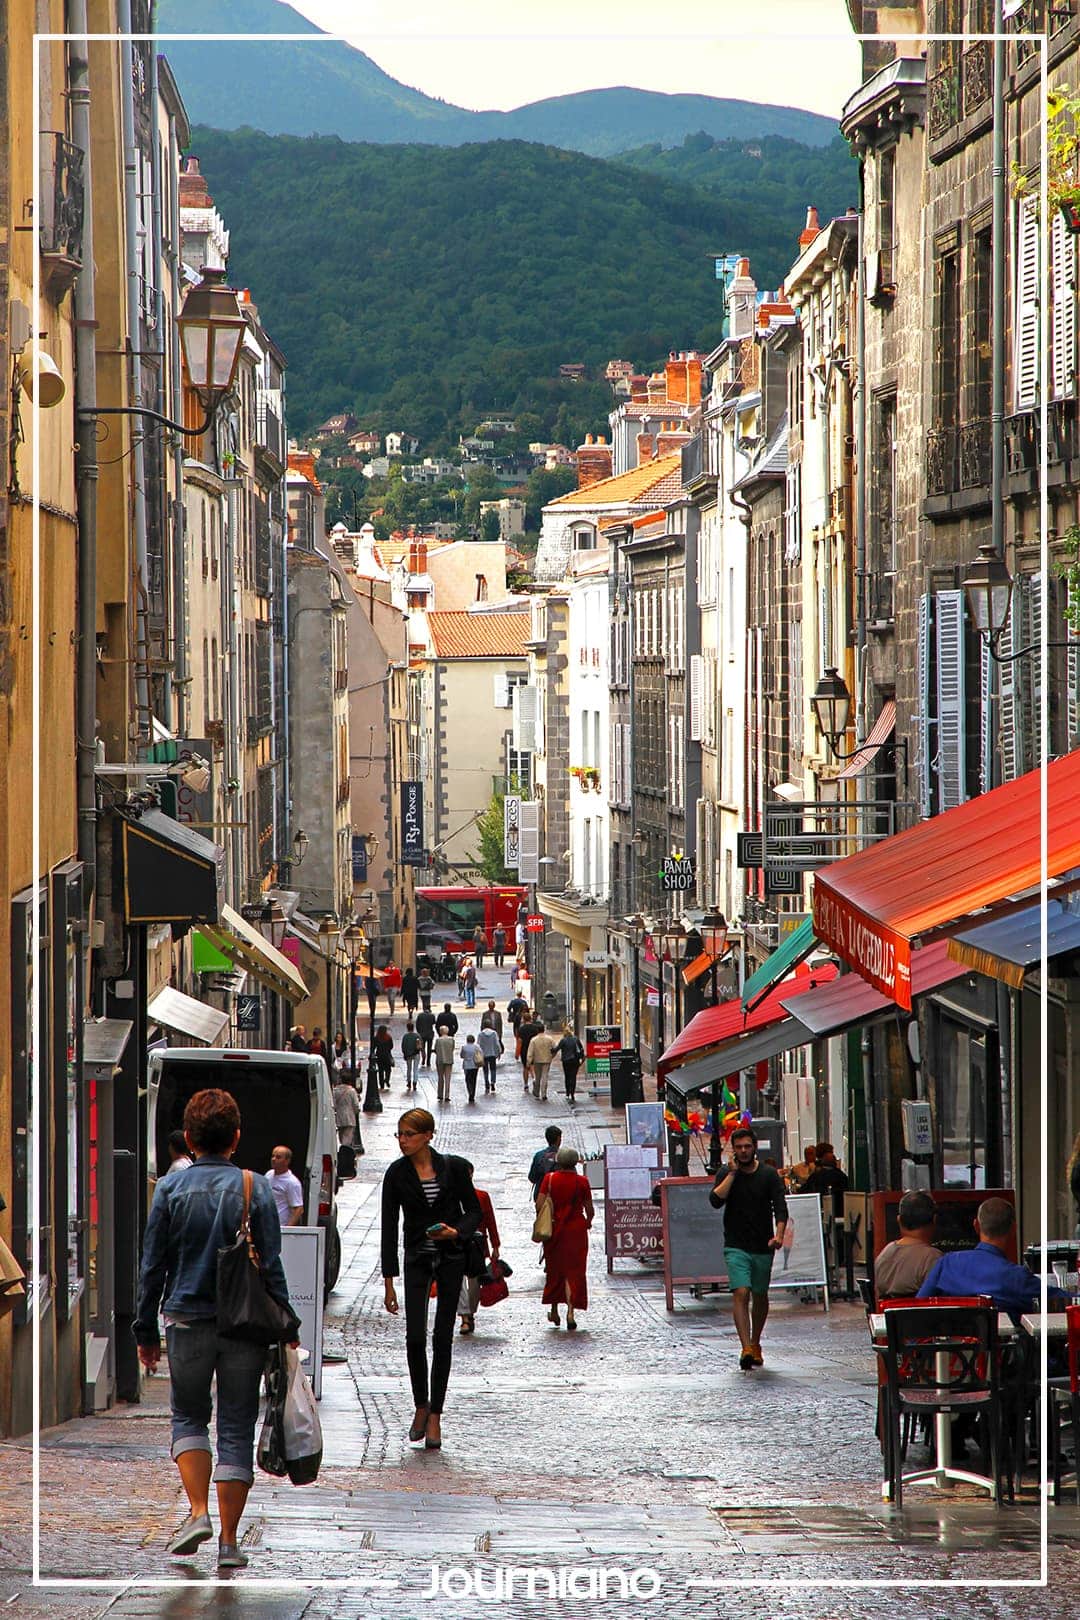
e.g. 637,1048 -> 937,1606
119,808 -> 224,926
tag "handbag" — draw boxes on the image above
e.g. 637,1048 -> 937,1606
531,1194 -> 554,1244
478,1275 -> 509,1308
464,1233 -> 487,1278
478,1256 -> 513,1284
217,1168 -> 301,1345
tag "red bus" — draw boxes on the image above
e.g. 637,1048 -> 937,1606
415,885 -> 526,956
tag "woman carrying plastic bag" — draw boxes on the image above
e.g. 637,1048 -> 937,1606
258,1346 -> 322,1485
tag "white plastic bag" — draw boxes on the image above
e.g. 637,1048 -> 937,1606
282,1345 -> 322,1485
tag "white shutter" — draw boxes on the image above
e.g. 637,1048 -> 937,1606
1013,195 -> 1041,411
1028,572 -> 1044,767
998,594 -> 1022,783
493,672 -> 510,708
934,589 -> 967,810
1051,209 -> 1077,401
1068,612 -> 1080,751
518,800 -> 540,882
512,683 -> 538,752
916,593 -> 933,816
689,654 -> 705,741
979,635 -> 993,796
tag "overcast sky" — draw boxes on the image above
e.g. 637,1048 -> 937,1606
286,1 -> 864,122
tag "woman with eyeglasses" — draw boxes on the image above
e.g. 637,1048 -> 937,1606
381,1107 -> 482,1449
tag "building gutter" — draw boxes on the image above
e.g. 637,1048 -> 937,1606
854,166 -> 867,749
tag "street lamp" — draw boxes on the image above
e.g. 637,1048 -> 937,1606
318,914 -> 341,1054
343,919 -> 367,1082
810,666 -> 852,755
960,548 -> 1073,664
292,828 -> 309,866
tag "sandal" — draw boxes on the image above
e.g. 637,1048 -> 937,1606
459,1315 -> 474,1335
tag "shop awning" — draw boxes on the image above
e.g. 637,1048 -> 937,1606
740,916 -> 818,1010
119,808 -> 225,926
199,903 -> 309,1003
811,751 -> 1080,1010
947,897 -> 1080,989
778,939 -> 965,1038
662,1013 -> 817,1101
147,987 -> 230,1046
658,964 -> 837,1086
836,700 -> 897,780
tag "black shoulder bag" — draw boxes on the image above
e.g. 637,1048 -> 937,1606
217,1168 -> 301,1344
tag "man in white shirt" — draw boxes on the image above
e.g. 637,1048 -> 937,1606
265,1145 -> 305,1227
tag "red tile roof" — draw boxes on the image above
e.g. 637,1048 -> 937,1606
427,611 -> 531,660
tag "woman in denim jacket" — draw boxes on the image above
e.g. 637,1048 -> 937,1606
134,1088 -> 293,1570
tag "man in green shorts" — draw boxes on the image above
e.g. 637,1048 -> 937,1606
709,1125 -> 788,1369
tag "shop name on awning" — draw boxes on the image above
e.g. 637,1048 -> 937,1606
812,887 -> 911,1010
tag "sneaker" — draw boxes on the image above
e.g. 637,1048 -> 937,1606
739,1348 -> 756,1371
167,1512 -> 213,1556
217,1543 -> 249,1570
749,1342 -> 764,1367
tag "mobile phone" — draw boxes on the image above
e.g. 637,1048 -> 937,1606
426,1222 -> 443,1235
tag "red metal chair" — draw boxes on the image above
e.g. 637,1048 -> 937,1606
1048,1303 -> 1080,1505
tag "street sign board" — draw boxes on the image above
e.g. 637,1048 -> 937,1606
661,855 -> 695,892
525,914 -> 545,933
604,1145 -> 664,1270
583,950 -> 612,969
503,794 -> 520,869
585,1024 -> 619,1078
280,1225 -> 326,1399
400,781 -> 426,866
235,994 -> 260,1031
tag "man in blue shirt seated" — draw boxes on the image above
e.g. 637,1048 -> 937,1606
916,1197 -> 1042,1323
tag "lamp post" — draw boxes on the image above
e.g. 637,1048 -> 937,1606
318,914 -> 341,1057
625,913 -> 647,1061
810,668 -> 910,780
344,920 -> 367,1081
699,907 -> 729,1170
360,920 -> 384,1114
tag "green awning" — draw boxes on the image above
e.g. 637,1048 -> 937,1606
192,930 -> 232,972
741,916 -> 818,1011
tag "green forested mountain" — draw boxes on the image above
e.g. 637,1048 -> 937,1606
190,127 -> 834,441
157,0 -> 840,153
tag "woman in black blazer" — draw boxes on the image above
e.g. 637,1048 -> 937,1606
382,1107 -> 482,1449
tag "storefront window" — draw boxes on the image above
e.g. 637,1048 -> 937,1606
938,1022 -> 988,1188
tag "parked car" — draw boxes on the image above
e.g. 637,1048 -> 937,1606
146,1048 -> 341,1296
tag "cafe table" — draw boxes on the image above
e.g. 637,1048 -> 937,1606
868,1311 -> 1016,1499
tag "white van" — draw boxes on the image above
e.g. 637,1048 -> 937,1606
147,1048 -> 341,1295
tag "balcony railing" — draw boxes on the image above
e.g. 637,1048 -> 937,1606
39,132 -> 85,284
1010,0 -> 1045,69
867,571 -> 895,625
927,64 -> 960,141
961,41 -> 991,117
255,390 -> 286,468
926,425 -> 956,495
1006,411 -> 1041,475
1050,0 -> 1077,37
1050,401 -> 1080,464
959,417 -> 991,488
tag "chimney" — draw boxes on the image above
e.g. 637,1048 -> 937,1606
656,422 -> 690,458
800,205 -> 821,249
647,371 -> 667,404
727,258 -> 758,340
630,373 -> 649,402
179,154 -> 213,209
576,433 -> 612,490
413,540 -> 427,574
637,432 -> 655,465
686,355 -> 702,408
665,352 -> 688,406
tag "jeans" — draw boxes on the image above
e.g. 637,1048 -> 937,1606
403,1253 -> 467,1412
165,1320 -> 266,1485
464,1068 -> 478,1101
465,985 -> 476,1008
405,1054 -> 419,1086
483,1055 -> 498,1089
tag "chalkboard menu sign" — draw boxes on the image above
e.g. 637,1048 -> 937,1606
660,1182 -> 828,1310
604,1145 -> 663,1270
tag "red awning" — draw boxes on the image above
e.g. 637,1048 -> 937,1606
811,751 -> 1080,1011
658,964 -> 837,1080
837,699 -> 896,780
777,939 -> 964,1037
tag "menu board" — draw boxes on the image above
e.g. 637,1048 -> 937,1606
604,1145 -> 663,1271
660,1181 -> 828,1311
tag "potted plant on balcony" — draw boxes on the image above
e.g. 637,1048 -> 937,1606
1015,89 -> 1080,234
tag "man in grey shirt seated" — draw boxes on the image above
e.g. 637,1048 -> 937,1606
873,1190 -> 942,1301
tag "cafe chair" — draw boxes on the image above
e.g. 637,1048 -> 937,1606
881,1297 -> 1003,1509
1048,1304 -> 1080,1506
857,1275 -> 875,1314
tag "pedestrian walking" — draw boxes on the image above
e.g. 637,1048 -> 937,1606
307,1027 -> 329,1070
516,1010 -> 543,1092
401,967 -> 420,1015
463,958 -> 477,1009
480,1001 -> 503,1041
381,1108 -> 482,1452
458,1161 -> 499,1336
472,924 -> 486,968
708,1125 -> 788,1370
401,1021 -> 421,1089
492,923 -> 506,967
505,993 -> 527,1035
287,1024 -> 309,1053
477,1024 -> 501,1092
374,1024 -> 395,1090
528,1125 -> 562,1201
513,961 -> 532,1002
527,1026 -> 557,1100
364,973 -> 379,1028
417,967 -> 435,1012
415,1006 -> 436,1066
266,1145 -> 305,1228
331,1031 -> 349,1074
538,1146 -> 594,1330
383,960 -> 403,1016
460,1033 -> 481,1102
134,1088 -> 296,1569
456,956 -> 468,1001
438,1003 -> 459,1038
555,1027 -> 585,1102
332,1073 -> 361,1146
434,1026 -> 456,1104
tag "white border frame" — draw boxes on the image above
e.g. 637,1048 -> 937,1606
28,20 -> 1051,1595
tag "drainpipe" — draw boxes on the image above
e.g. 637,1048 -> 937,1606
223,471 -> 244,905
854,175 -> 868,749
70,0 -> 98,902
118,2 -> 152,740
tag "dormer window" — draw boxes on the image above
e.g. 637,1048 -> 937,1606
573,525 -> 596,551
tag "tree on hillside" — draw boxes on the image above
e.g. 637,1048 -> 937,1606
479,507 -> 502,544
525,465 -> 577,530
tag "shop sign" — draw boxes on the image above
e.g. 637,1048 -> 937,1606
503,794 -> 520,869
812,885 -> 911,1010
525,914 -> 545,933
583,950 -> 612,970
236,994 -> 261,1031
585,1024 -> 619,1077
661,854 -> 696,892
400,781 -> 426,866
645,987 -> 660,1007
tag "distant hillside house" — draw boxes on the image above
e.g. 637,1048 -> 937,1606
386,431 -> 419,457
559,363 -> 587,380
401,457 -> 463,485
529,442 -> 575,471
479,497 -> 526,542
347,429 -> 381,454
316,412 -> 358,439
460,435 -> 496,454
362,456 -> 392,480
477,418 -> 515,436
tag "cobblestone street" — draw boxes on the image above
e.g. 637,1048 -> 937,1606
3,971 -> 1079,1619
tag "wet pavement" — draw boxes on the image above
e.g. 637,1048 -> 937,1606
3,964 -> 1079,1618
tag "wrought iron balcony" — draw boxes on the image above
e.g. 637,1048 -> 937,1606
39,132 -> 85,293
867,570 -> 895,626
926,425 -> 957,496
1005,411 -> 1041,475
255,390 -> 286,468
1010,0 -> 1045,68
962,41 -> 991,117
1050,0 -> 1077,37
927,64 -> 960,141
958,417 -> 991,488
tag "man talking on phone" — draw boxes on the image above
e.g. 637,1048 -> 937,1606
709,1124 -> 788,1370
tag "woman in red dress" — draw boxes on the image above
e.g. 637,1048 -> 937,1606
539,1146 -> 594,1329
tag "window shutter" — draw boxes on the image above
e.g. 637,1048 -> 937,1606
518,800 -> 540,882
689,654 -> 705,741
1013,195 -> 1041,411
493,672 -> 509,708
934,589 -> 967,810
998,593 -> 1022,783
979,635 -> 993,796
916,593 -> 933,817
1051,209 -> 1077,401
1068,612 -> 1080,751
512,683 -> 538,753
